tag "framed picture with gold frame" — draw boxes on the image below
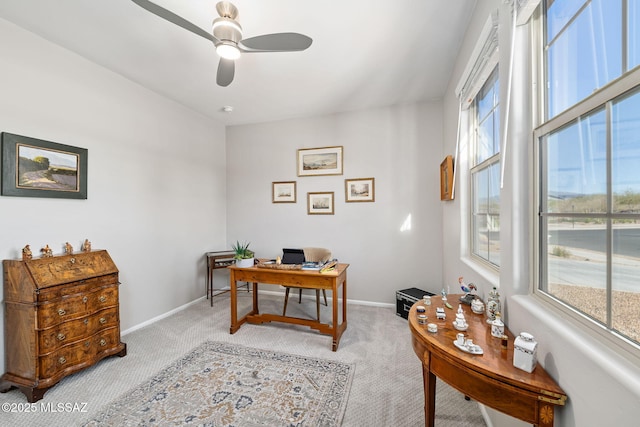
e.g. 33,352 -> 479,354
440,155 -> 454,201
272,181 -> 296,203
297,146 -> 343,176
307,192 -> 334,215
345,177 -> 375,202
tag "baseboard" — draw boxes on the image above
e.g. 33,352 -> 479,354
123,291 -> 395,336
121,296 -> 205,336
478,403 -> 494,427
261,288 -> 395,308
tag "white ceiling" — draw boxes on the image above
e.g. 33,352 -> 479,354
0,0 -> 475,126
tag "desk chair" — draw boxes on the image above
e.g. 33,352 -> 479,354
282,247 -> 331,321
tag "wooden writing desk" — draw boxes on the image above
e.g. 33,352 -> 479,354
228,263 -> 349,351
409,295 -> 566,427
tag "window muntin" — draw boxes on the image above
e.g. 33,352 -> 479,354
471,67 -> 500,267
631,1 -> 640,69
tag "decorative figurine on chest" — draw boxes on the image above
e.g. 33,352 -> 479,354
22,245 -> 33,261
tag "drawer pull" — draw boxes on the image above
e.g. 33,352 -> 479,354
83,319 -> 89,325
82,296 -> 88,303
99,295 -> 107,303
57,333 -> 66,341
70,258 -> 76,264
99,338 -> 107,346
58,308 -> 66,316
58,356 -> 66,364
85,341 -> 90,348
99,317 -> 107,324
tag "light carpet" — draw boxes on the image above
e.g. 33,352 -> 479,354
82,341 -> 353,426
0,291 -> 486,426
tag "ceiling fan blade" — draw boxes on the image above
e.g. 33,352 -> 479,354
217,58 -> 235,87
131,0 -> 215,42
239,33 -> 312,52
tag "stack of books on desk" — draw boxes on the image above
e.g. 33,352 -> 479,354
300,260 -> 338,272
301,262 -> 322,270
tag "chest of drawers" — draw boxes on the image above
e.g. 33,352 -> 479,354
0,250 -> 126,402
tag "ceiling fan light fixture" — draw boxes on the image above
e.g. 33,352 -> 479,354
216,41 -> 241,60
212,18 -> 242,35
212,17 -> 242,43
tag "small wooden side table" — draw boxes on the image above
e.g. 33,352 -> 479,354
205,251 -> 248,307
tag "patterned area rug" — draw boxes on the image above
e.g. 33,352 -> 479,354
83,341 -> 354,426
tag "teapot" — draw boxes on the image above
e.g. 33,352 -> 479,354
471,298 -> 485,314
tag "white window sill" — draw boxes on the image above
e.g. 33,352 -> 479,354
461,254 -> 500,289
509,294 -> 640,392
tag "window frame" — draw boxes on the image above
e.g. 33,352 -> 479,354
470,66 -> 501,269
532,0 -> 640,358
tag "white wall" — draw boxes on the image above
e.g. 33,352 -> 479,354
0,19 -> 227,369
226,104 -> 444,303
442,1 -> 640,426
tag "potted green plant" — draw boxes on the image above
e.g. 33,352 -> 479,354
232,241 -> 255,268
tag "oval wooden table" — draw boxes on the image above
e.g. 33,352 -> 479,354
408,295 -> 566,427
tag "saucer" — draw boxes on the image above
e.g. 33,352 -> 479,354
453,322 -> 468,331
453,340 -> 483,354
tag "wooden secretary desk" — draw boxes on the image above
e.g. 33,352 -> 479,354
1,250 -> 127,402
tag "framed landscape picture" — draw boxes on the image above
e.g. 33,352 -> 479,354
1,132 -> 88,199
307,192 -> 334,215
297,146 -> 343,176
272,181 -> 296,203
345,177 -> 375,202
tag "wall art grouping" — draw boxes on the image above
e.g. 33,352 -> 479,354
273,146 -> 375,214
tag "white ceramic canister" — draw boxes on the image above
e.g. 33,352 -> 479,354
491,313 -> 504,338
513,332 -> 538,373
486,286 -> 501,323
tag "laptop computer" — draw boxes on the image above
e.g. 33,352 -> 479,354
281,248 -> 305,264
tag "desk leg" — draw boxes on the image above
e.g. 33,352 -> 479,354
230,272 -> 239,334
538,402 -> 555,427
423,364 -> 436,427
330,277 -> 348,352
206,257 -> 211,301
342,276 -> 347,324
208,263 -> 214,307
332,282 -> 339,351
252,282 -> 259,314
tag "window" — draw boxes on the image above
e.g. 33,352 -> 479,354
455,11 -> 501,270
471,68 -> 501,267
536,0 -> 640,350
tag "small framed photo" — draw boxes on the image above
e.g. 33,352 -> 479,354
1,132 -> 88,199
345,177 -> 375,202
307,192 -> 334,215
297,146 -> 343,176
440,155 -> 454,201
272,181 -> 296,203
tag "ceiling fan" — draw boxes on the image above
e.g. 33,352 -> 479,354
131,0 -> 313,87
